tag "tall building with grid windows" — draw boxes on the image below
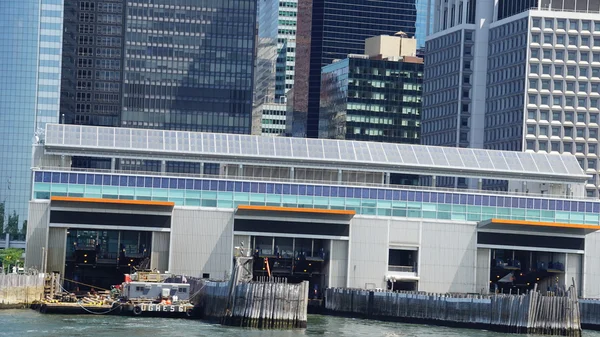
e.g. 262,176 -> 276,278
422,0 -> 600,196
252,0 -> 297,136
62,0 -> 257,134
0,0 -> 64,230
60,0 -> 257,172
291,0 -> 423,138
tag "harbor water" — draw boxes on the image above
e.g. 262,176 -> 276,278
2,310 -> 600,337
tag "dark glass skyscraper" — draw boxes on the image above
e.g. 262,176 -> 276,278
320,56 -> 423,143
292,0 -> 420,138
61,0 -> 257,133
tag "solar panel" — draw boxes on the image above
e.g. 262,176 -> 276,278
515,152 -> 538,172
338,141 -> 356,161
258,136 -> 276,156
397,145 -> 419,165
190,133 -> 202,152
457,148 -> 480,169
306,139 -> 325,159
202,133 -> 216,153
561,154 -> 585,174
214,134 -> 228,153
546,154 -> 568,174
381,143 -> 402,163
502,152 -> 525,172
323,140 -> 340,160
98,127 -> 114,148
488,150 -> 510,171
368,143 -> 387,163
427,146 -> 449,166
44,124 -> 589,183
530,152 -> 553,173
472,149 -> 495,169
164,131 -> 177,151
412,145 -> 434,166
227,134 -> 242,155
64,126 -> 81,146
240,135 -> 258,156
353,141 -> 372,162
114,128 -> 130,148
132,129 -> 147,150
443,148 -> 464,168
274,137 -> 291,157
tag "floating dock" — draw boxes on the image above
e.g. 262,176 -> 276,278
324,287 -> 581,336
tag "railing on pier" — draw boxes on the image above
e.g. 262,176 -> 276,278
324,287 -> 581,336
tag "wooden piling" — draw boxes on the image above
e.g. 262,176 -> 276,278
323,286 -> 581,336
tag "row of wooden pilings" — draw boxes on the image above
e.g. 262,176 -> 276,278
190,277 -> 309,328
324,287 -> 581,336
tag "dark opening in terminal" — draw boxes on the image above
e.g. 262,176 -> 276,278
249,235 -> 328,299
489,248 -> 576,294
64,229 -> 152,291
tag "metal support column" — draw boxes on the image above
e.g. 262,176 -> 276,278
337,169 -> 342,184
477,178 -> 483,190
290,167 -> 295,180
160,160 -> 166,175
431,176 -> 437,187
110,158 -> 116,172
239,164 -> 243,177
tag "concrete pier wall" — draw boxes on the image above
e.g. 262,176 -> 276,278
0,273 -> 45,306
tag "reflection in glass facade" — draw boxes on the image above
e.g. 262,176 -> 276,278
293,0 -> 420,138
320,57 -> 423,143
122,0 -> 257,133
33,170 -> 600,225
0,0 -> 62,229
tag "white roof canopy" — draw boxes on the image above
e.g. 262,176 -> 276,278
42,124 -> 590,184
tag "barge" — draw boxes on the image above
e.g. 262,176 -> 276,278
33,271 -> 195,318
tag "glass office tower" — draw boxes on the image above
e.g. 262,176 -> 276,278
61,0 -> 257,134
293,0 -> 420,138
0,0 -> 63,231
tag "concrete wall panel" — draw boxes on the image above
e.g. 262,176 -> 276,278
151,232 -> 170,272
25,201 -> 51,270
348,217 -> 388,289
389,220 -> 419,246
47,227 -> 67,276
476,248 -> 491,294
419,220 -> 477,293
170,208 -> 234,280
583,232 -> 600,298
329,240 -> 348,288
566,253 -> 582,297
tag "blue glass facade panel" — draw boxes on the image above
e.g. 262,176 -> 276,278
32,171 -> 600,226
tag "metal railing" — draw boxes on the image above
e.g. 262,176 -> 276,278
33,165 -> 593,201
531,6 -> 600,14
387,265 -> 416,273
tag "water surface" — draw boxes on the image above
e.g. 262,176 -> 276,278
0,310 -> 599,337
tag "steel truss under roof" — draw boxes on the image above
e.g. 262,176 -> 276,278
43,124 -> 590,184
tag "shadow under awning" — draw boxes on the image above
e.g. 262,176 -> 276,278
236,205 -> 355,222
234,205 -> 355,238
478,218 -> 600,236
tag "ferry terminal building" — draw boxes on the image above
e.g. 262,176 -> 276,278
25,124 -> 600,297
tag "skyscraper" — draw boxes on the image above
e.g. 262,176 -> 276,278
0,0 -> 63,230
253,0 -> 297,136
292,0 -> 421,138
319,35 -> 423,144
422,1 -> 600,195
61,0 -> 257,133
60,0 -> 257,171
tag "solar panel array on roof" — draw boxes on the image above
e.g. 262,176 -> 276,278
44,124 -> 588,180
